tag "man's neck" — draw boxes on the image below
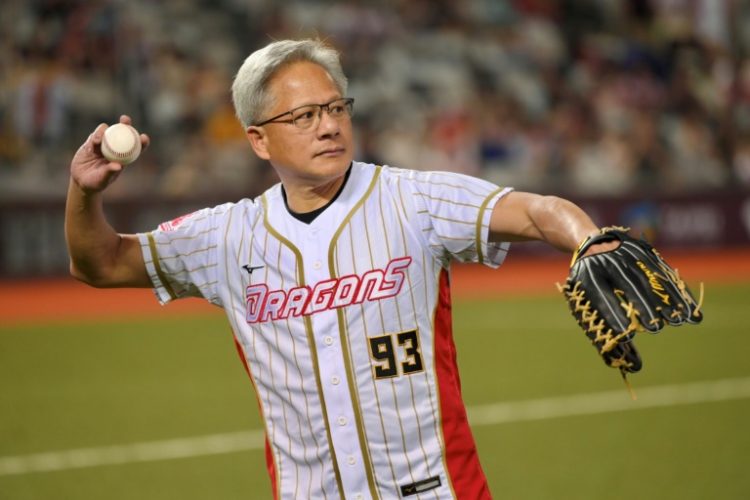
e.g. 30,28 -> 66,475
280,166 -> 352,215
283,177 -> 344,214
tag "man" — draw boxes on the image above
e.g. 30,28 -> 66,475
66,39 -> 618,499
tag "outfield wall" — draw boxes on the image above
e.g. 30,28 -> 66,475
1,189 -> 749,278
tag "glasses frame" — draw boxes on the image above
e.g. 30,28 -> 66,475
254,97 -> 355,129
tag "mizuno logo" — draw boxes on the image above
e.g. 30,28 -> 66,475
242,264 -> 264,275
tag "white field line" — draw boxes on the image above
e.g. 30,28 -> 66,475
2,376 -> 750,477
0,431 -> 265,477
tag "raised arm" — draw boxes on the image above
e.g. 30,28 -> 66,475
488,191 -> 616,255
65,115 -> 151,288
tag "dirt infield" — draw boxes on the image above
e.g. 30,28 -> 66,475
1,248 -> 748,326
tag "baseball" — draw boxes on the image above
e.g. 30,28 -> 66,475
101,123 -> 142,165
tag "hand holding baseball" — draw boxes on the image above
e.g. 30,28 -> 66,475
70,115 -> 149,194
101,122 -> 142,165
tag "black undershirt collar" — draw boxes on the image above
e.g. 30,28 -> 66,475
281,165 -> 353,224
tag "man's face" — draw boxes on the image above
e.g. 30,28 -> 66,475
247,61 -> 354,187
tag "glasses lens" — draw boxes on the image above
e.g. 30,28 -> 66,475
291,105 -> 320,129
287,99 -> 354,129
328,99 -> 350,118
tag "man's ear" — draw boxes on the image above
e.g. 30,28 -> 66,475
246,126 -> 270,160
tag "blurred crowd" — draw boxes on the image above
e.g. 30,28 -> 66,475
2,0 -> 750,201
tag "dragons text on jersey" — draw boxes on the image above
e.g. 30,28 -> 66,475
245,256 -> 412,323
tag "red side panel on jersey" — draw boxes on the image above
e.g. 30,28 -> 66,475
434,268 -> 492,499
233,336 -> 278,500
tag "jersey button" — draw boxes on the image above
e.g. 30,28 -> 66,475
324,336 -> 334,346
354,494 -> 363,500
313,261 -> 322,270
347,456 -> 357,466
331,375 -> 340,385
337,416 -> 348,426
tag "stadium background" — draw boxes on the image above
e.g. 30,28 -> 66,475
1,0 -> 749,499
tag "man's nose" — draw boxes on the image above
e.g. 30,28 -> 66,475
316,107 -> 340,137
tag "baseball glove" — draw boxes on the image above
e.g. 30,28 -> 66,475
559,227 -> 703,377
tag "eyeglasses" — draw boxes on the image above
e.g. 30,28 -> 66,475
254,97 -> 355,130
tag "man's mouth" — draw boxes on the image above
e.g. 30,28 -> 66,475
315,147 -> 345,157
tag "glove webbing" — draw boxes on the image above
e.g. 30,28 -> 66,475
560,280 -> 642,399
564,281 -> 641,354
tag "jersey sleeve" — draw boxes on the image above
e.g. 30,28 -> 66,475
137,203 -> 231,306
399,169 -> 513,267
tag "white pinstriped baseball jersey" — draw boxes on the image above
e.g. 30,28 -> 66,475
138,162 -> 512,499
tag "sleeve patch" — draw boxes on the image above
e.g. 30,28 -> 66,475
159,211 -> 198,232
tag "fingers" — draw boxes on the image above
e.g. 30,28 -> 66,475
79,117 -> 149,167
90,123 -> 108,147
106,162 -> 124,174
92,118 -> 150,150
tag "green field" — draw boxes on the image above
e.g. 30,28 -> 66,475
1,282 -> 748,499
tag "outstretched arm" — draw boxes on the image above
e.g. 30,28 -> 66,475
65,115 -> 151,288
488,191 -> 616,255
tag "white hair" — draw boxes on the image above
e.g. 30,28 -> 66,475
231,39 -> 348,128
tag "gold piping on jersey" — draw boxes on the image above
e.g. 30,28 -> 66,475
147,232 -> 177,300
328,166 -> 383,500
270,235 -> 329,497
262,194 -> 345,499
375,181 -> 424,486
388,182 -> 441,488
273,230 -> 320,498
346,215 -> 401,492
475,187 -> 505,265
363,182 -> 426,490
